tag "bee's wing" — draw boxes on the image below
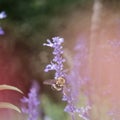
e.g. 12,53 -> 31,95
43,79 -> 56,85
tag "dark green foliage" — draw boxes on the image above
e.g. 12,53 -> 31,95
0,0 -> 91,54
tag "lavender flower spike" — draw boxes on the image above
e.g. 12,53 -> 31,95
43,37 -> 66,79
21,81 -> 40,120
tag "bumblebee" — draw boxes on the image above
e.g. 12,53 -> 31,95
43,77 -> 65,91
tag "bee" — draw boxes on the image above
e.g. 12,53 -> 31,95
43,77 -> 65,91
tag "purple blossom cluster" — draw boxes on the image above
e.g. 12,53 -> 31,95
0,11 -> 7,35
0,27 -> 4,35
62,38 -> 91,120
44,36 -> 91,120
64,102 -> 90,120
0,11 -> 7,19
21,81 -> 40,120
43,37 -> 66,79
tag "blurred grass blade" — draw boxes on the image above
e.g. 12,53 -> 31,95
0,102 -> 21,113
0,84 -> 23,94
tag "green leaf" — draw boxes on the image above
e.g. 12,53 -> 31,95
0,84 -> 23,94
0,102 -> 21,113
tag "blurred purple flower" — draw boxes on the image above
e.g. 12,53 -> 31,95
0,27 -> 4,35
64,104 -> 90,120
21,81 -> 40,120
43,37 -> 66,79
0,11 -> 7,35
62,38 -> 91,120
108,109 -> 120,120
0,11 -> 7,19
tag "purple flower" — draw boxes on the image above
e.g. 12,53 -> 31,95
0,11 -> 7,19
62,38 -> 91,120
0,11 -> 7,35
0,27 -> 4,35
21,81 -> 40,120
43,36 -> 91,120
43,37 -> 66,79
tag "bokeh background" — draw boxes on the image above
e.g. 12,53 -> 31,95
0,0 -> 120,120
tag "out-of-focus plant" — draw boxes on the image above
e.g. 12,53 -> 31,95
0,0 -> 91,53
0,84 -> 23,113
0,11 -> 6,19
0,11 -> 23,113
43,37 -> 91,120
41,94 -> 69,120
0,84 -> 23,94
0,11 -> 6,35
21,81 -> 40,120
62,38 -> 91,120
